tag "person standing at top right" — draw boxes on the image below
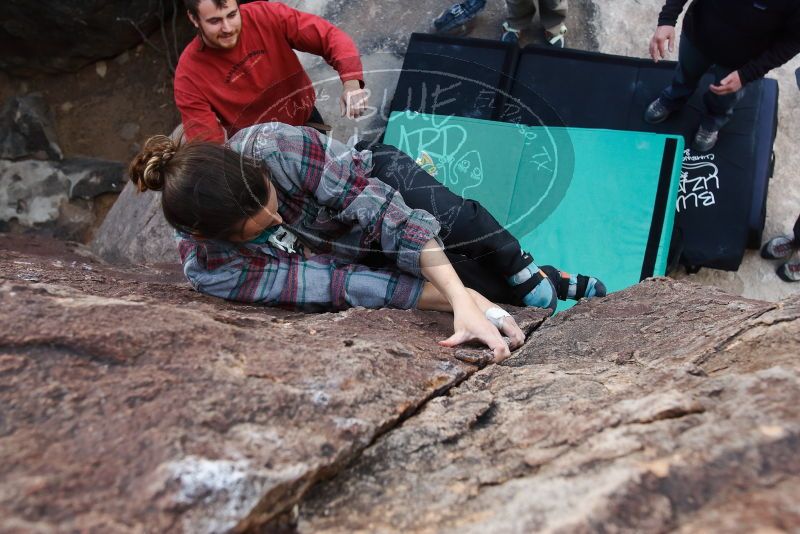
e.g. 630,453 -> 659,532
644,0 -> 800,152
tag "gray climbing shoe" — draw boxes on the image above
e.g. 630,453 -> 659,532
644,98 -> 672,124
692,126 -> 719,152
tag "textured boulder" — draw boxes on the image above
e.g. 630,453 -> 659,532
1,233 -> 799,533
0,234 -> 546,532
90,181 -> 178,265
0,157 -> 126,240
59,157 -> 127,200
299,282 -> 800,532
0,94 -> 125,241
0,1 -> 176,75
0,94 -> 63,161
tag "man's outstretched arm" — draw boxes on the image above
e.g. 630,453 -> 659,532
267,2 -> 368,118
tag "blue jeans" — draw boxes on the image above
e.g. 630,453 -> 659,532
660,35 -> 746,132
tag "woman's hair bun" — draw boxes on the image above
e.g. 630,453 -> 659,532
128,134 -> 178,192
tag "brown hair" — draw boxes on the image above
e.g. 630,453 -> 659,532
128,134 -> 270,240
184,0 -> 236,19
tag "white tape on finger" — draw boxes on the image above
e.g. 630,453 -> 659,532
484,307 -> 511,330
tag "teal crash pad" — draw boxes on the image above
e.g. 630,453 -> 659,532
383,111 -> 683,309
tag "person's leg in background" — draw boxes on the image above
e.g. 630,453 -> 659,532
645,34 -> 714,124
779,213 -> 800,282
539,0 -> 568,47
700,66 -> 746,132
693,64 -> 747,151
360,141 -> 606,311
501,0 -> 535,43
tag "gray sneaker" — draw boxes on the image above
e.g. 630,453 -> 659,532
644,98 -> 672,124
761,235 -> 796,260
777,252 -> 800,282
693,126 -> 719,152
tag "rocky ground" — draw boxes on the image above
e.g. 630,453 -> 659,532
1,233 -> 798,532
0,233 -> 545,532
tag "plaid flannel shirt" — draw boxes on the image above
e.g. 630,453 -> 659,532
177,122 -> 442,311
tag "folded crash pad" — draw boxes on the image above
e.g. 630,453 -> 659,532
388,34 -> 780,271
383,111 -> 684,306
510,45 -> 779,271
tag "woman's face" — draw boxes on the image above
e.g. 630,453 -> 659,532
229,179 -> 282,242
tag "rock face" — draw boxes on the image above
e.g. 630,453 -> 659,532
90,181 -> 179,265
0,94 -> 127,241
0,1 -> 176,75
0,234 -> 799,533
299,284 -> 800,532
0,94 -> 63,161
0,157 -> 126,240
0,234 -> 546,532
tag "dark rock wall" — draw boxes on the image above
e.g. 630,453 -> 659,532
0,96 -> 127,241
0,0 -> 176,75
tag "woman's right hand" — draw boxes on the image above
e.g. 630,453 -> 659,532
438,295 -> 511,362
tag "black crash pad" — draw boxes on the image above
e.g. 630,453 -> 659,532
389,34 -> 780,272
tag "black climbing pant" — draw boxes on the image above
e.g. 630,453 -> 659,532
358,141 -> 534,305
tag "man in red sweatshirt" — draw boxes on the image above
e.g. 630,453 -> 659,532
174,0 -> 367,143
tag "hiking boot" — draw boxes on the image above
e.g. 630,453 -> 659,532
644,97 -> 672,124
501,21 -> 521,44
693,126 -> 719,152
545,24 -> 567,48
777,252 -> 800,282
761,235 -> 797,260
431,0 -> 486,36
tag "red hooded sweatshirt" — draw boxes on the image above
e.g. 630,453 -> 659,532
174,1 -> 363,142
